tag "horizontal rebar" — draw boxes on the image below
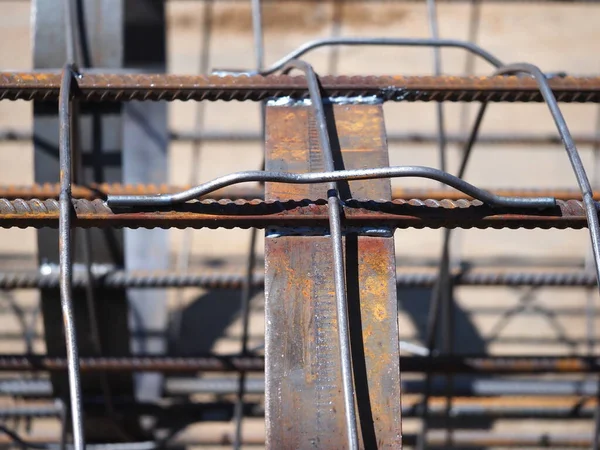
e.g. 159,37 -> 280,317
2,73 -> 600,103
0,268 -> 595,288
0,396 -> 594,419
0,355 -> 597,373
0,197 -> 591,230
1,377 -> 597,397
6,128 -> 600,146
0,432 -> 593,449
0,184 -> 593,202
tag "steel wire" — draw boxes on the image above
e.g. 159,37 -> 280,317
233,1 -> 265,447
106,166 -> 556,208
280,59 -> 359,450
218,37 -> 504,76
496,63 -> 600,290
57,64 -> 85,450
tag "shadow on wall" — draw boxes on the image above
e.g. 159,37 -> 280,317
398,286 -> 492,446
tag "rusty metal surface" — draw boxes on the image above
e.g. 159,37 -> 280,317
264,104 -> 402,449
0,197 -> 593,229
2,72 -> 600,102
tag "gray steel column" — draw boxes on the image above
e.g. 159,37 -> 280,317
122,0 -> 168,404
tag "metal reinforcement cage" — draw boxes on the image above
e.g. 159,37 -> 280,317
1,0 -> 600,448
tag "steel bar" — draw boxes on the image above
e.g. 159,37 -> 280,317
33,0 -> 143,441
105,165 -> 555,208
12,128 -> 600,146
233,1 -> 264,446
282,59 -> 359,450
0,355 -> 599,373
58,64 -> 85,450
0,396 -> 595,419
3,73 -> 600,103
0,197 -> 592,229
496,63 -> 600,290
2,377 -> 599,397
264,101 -> 403,448
0,268 -> 596,289
0,183 -> 595,202
169,130 -> 600,145
247,37 -> 503,76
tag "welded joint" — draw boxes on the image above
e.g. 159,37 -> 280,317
266,95 -> 383,107
265,226 -> 393,238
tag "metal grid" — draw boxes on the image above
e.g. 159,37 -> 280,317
1,0 -> 600,449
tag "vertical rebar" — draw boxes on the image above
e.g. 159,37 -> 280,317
233,1 -> 265,448
425,0 -> 454,447
58,63 -> 85,450
590,107 -> 600,450
328,0 -> 343,75
459,0 -> 481,132
283,59 -> 359,450
172,0 -> 214,350
417,102 -> 489,450
495,64 -> 600,289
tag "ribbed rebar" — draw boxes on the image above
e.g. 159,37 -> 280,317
2,73 -> 600,103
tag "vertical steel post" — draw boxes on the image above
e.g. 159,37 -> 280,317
264,103 -> 402,448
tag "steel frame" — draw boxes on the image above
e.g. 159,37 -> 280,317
2,0 -> 600,449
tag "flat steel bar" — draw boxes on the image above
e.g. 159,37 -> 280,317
0,355 -> 599,373
0,268 -> 596,289
0,197 -> 592,229
0,183 -> 597,202
264,103 -> 401,448
3,73 -> 600,103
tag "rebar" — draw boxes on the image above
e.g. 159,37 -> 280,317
0,267 -> 596,289
57,64 -> 85,450
496,63 -> 600,290
280,59 -> 359,450
105,165 -> 555,208
0,197 -> 593,230
11,128 -> 600,146
3,72 -> 600,103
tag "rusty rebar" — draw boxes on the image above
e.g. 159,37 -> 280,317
2,73 -> 600,103
0,183 -> 594,202
0,197 -> 591,229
